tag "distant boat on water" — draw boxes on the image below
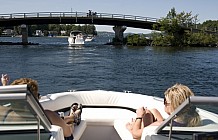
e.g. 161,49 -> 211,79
85,34 -> 95,42
68,30 -> 84,46
34,30 -> 44,37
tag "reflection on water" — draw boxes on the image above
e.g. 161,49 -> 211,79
68,46 -> 84,50
67,47 -> 86,64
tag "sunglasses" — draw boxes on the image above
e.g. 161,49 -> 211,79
164,97 -> 171,106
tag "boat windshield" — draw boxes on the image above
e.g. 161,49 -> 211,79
0,85 -> 51,132
70,31 -> 82,36
0,100 -> 37,124
155,96 -> 218,134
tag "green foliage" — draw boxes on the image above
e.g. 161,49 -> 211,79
11,24 -> 97,36
187,32 -> 217,46
47,24 -> 96,35
126,34 -> 148,46
199,20 -> 218,31
152,7 -> 218,47
151,32 -> 173,46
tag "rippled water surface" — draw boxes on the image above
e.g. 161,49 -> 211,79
0,36 -> 217,113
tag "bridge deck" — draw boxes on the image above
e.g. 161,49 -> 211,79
0,12 -> 159,29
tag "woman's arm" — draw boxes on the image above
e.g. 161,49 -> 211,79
131,108 -> 164,139
131,107 -> 145,139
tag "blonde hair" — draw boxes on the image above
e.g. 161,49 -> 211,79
11,78 -> 39,99
164,83 -> 201,127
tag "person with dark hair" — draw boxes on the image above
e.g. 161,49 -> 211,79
1,75 -> 82,140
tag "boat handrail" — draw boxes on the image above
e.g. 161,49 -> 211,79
154,96 -> 218,134
0,84 -> 28,93
56,104 -> 137,113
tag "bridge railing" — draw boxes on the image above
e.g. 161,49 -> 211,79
94,13 -> 158,22
0,12 -> 159,23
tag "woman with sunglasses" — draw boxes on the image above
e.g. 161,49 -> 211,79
126,83 -> 201,140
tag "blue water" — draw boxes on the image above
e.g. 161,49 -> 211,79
0,35 -> 218,113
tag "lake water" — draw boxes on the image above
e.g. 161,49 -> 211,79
0,35 -> 217,113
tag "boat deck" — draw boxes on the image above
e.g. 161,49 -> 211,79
0,86 -> 218,140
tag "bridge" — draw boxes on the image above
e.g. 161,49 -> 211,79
0,12 -> 159,29
0,11 -> 160,44
1,12 -> 214,45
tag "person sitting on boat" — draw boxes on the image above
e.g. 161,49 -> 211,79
1,76 -> 82,140
126,83 -> 201,140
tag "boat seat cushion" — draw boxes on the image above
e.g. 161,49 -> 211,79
114,119 -> 218,140
50,121 -> 86,140
40,90 -> 166,113
73,120 -> 87,140
50,125 -> 65,140
114,119 -> 134,140
82,108 -> 136,120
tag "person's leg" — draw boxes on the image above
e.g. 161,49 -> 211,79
69,103 -> 82,125
64,115 -> 75,124
63,108 -> 82,125
44,110 -> 73,137
142,109 -> 155,127
126,109 -> 155,132
74,109 -> 81,116
149,108 -> 164,122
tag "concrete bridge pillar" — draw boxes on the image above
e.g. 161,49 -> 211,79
113,26 -> 126,43
21,24 -> 28,44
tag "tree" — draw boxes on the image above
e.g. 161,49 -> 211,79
17,24 -> 97,36
199,20 -> 218,31
152,8 -> 200,47
126,34 -> 148,46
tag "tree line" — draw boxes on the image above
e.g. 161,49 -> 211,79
125,8 -> 218,47
0,24 -> 97,36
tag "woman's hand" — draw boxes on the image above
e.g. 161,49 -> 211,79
136,107 -> 146,118
126,118 -> 135,131
1,74 -> 9,86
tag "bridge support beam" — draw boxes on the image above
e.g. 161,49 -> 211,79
113,26 -> 126,44
21,24 -> 28,44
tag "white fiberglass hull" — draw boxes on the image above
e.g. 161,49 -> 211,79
85,37 -> 94,42
40,90 -> 218,140
1,85 -> 217,140
68,37 -> 84,46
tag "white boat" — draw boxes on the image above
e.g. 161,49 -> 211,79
85,35 -> 94,42
0,85 -> 218,140
68,31 -> 84,46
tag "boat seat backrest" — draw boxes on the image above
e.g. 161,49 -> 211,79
40,92 -> 81,111
40,90 -> 166,114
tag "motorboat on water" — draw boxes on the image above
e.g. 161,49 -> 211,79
68,31 -> 84,46
0,85 -> 218,140
85,35 -> 95,42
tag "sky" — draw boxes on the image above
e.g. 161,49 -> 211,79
0,0 -> 217,33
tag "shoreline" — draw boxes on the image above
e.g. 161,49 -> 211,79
0,41 -> 39,45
